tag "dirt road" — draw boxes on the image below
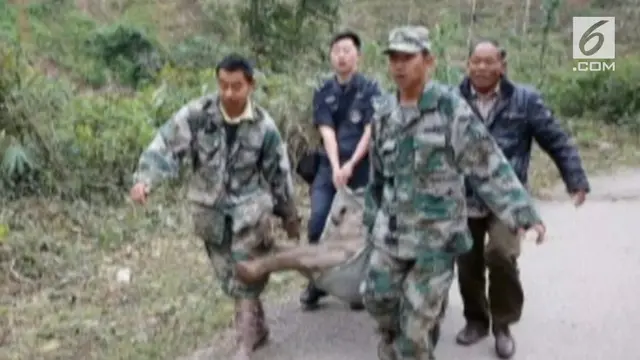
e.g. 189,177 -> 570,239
180,170 -> 640,360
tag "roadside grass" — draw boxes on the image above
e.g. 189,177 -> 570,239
0,187 -> 309,360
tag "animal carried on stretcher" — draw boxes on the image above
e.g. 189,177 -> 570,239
235,186 -> 370,306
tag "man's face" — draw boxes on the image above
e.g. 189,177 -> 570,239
217,69 -> 253,112
388,52 -> 432,90
330,38 -> 359,75
467,42 -> 504,90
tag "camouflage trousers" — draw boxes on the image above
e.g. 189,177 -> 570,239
361,245 -> 454,360
192,204 -> 274,299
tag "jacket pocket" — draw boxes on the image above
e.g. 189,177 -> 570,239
412,132 -> 462,220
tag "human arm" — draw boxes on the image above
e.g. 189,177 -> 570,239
450,97 -> 543,232
132,102 -> 196,193
527,91 -> 590,197
344,81 -> 382,169
260,122 -> 299,235
362,117 -> 384,233
313,88 -> 341,172
345,126 -> 371,168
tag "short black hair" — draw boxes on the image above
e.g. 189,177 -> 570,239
330,30 -> 362,51
468,38 -> 507,60
216,53 -> 254,81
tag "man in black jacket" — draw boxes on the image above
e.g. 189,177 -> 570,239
454,39 -> 590,359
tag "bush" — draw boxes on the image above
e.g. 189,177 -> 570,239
545,56 -> 640,127
0,48 -> 73,196
55,94 -> 157,200
83,24 -> 164,88
167,35 -> 234,69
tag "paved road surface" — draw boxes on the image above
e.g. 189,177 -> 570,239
180,171 -> 640,360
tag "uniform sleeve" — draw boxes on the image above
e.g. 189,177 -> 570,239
527,91 -> 590,193
362,80 -> 383,126
363,114 -> 384,232
312,86 -> 334,128
260,124 -> 298,220
449,97 -> 543,231
132,103 -> 195,191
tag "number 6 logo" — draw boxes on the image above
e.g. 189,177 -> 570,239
579,20 -> 608,56
572,17 -> 615,60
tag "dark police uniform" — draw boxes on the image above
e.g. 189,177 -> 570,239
301,72 -> 381,309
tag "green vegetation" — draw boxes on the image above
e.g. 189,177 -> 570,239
0,0 -> 639,359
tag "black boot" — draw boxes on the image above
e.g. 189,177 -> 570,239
455,321 -> 489,346
349,301 -> 365,311
299,283 -> 327,311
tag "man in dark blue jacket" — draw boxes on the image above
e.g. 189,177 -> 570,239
454,39 -> 590,359
301,30 -> 381,311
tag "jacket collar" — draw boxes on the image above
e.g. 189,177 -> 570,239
459,76 -> 515,100
328,72 -> 366,92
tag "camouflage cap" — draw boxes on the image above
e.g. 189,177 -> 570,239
383,26 -> 432,54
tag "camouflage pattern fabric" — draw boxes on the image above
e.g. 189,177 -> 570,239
132,94 -> 297,299
362,25 -> 544,360
192,204 -> 275,299
383,25 -> 432,55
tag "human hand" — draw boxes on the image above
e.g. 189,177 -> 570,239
571,190 -> 587,207
332,166 -> 347,188
129,182 -> 149,204
517,223 -> 546,245
332,171 -> 343,188
341,160 -> 354,181
333,161 -> 354,188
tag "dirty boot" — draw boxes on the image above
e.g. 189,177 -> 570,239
233,299 -> 269,360
300,282 -> 327,310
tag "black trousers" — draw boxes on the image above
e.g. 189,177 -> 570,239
456,216 -> 524,330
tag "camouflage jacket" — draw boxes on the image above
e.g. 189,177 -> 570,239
363,82 -> 543,259
132,94 -> 298,230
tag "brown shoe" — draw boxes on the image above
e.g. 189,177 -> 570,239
455,322 -> 489,346
494,326 -> 515,359
233,299 -> 270,360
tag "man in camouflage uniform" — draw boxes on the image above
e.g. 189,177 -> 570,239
129,54 -> 300,360
361,26 -> 547,360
